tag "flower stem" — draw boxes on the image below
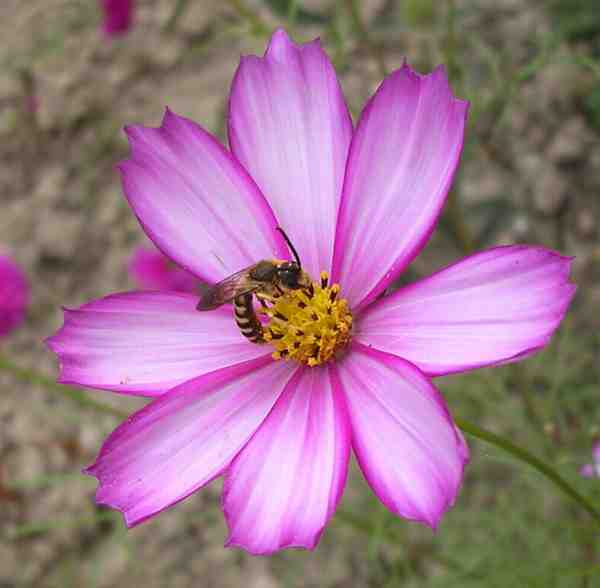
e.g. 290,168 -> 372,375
455,417 -> 600,525
445,188 -> 476,254
345,0 -> 388,79
0,354 -> 127,419
226,0 -> 269,37
441,1 -> 477,254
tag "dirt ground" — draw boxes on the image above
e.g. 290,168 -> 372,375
1,1 -> 598,586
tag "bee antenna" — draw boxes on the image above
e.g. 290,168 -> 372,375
276,227 -> 301,266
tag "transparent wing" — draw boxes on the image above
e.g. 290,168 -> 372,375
196,265 -> 261,310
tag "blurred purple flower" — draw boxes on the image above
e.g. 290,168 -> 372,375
580,442 -> 600,478
47,29 -> 575,554
100,0 -> 134,37
128,246 -> 197,293
24,95 -> 39,114
0,254 -> 29,337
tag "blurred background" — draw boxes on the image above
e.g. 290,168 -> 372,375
1,0 -> 599,586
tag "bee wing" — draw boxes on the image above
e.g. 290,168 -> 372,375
196,266 -> 261,310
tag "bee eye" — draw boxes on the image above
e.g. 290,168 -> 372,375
279,268 -> 300,288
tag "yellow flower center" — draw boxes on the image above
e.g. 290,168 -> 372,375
259,271 -> 353,366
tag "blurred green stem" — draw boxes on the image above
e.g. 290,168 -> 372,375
444,0 -> 462,90
227,0 -> 269,37
345,0 -> 388,78
456,417 -> 600,525
6,510 -> 116,540
442,1 -> 476,254
0,355 -> 127,418
445,188 -> 476,254
163,0 -> 190,33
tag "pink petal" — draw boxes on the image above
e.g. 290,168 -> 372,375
331,63 -> 469,311
85,357 -> 296,527
128,246 -> 197,293
222,366 -> 350,554
46,291 -> 271,396
593,442 -> 600,465
357,246 -> 576,376
0,254 -> 29,337
120,109 -> 287,284
334,344 -> 468,528
101,0 -> 134,37
579,464 -> 596,478
228,29 -> 353,279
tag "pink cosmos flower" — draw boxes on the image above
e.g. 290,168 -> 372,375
46,30 -> 575,554
100,0 -> 134,37
580,442 -> 600,478
128,245 -> 197,293
0,254 -> 29,338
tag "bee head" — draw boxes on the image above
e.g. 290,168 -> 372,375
276,262 -> 303,289
274,227 -> 311,290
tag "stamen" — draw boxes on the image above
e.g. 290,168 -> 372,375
262,272 -> 353,366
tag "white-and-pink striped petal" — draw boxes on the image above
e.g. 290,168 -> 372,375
222,365 -> 350,554
120,109 -> 287,284
85,358 -> 296,527
335,344 -> 468,528
46,291 -> 271,396
331,64 -> 468,311
229,29 -> 353,279
357,246 -> 575,376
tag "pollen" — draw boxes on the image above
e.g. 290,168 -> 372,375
259,272 -> 352,366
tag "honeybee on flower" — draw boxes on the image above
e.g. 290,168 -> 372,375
47,30 -> 574,555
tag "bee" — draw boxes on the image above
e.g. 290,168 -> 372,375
196,228 -> 311,343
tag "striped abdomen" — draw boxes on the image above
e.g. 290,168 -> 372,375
234,293 -> 264,343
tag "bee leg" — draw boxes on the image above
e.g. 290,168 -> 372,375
256,292 -> 277,306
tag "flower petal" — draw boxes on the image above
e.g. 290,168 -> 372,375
0,254 -> 29,337
331,63 -> 469,311
222,365 -> 350,554
579,464 -> 596,478
101,0 -> 134,37
46,291 -> 271,396
128,246 -> 197,293
85,357 -> 295,527
120,109 -> 287,284
357,246 -> 576,376
335,344 -> 468,528
228,29 -> 353,279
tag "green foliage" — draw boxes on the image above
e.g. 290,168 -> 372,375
261,0 -> 328,25
551,0 -> 600,49
583,85 -> 600,130
400,0 -> 437,28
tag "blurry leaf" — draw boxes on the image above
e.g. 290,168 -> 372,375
583,84 -> 600,130
9,471 -> 81,491
6,510 -> 116,540
261,0 -> 329,24
551,0 -> 600,43
401,0 -> 436,28
163,0 -> 190,32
